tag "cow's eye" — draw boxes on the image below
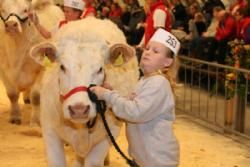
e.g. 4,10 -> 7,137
60,64 -> 66,72
97,67 -> 103,74
1,9 -> 6,15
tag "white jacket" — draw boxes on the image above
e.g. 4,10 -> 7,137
104,75 -> 179,167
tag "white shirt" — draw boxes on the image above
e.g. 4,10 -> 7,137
153,9 -> 167,28
138,9 -> 168,47
104,75 -> 179,167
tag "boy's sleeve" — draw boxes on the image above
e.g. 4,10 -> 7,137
103,77 -> 172,123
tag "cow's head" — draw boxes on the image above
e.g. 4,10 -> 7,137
30,32 -> 134,124
0,0 -> 31,33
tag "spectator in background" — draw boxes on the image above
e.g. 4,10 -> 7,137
202,6 -> 221,38
202,0 -> 225,24
172,0 -> 189,31
188,6 -> 222,60
100,6 -> 110,19
96,0 -> 112,19
230,0 -> 248,16
30,0 -> 85,39
123,0 -> 146,45
186,2 -> 201,21
120,0 -> 132,27
186,11 -> 207,41
95,0 -> 106,13
185,2 -> 201,35
235,7 -> 250,44
109,2 -> 122,20
188,12 -> 207,58
138,0 -> 173,47
214,10 -> 237,64
189,7 -> 236,63
81,0 -> 96,18
194,12 -> 207,36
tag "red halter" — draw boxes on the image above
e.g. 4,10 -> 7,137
60,86 -> 88,102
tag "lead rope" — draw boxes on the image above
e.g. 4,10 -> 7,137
87,85 -> 139,167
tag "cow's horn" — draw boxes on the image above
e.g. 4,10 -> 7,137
109,44 -> 134,65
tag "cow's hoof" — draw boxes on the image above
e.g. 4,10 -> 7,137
23,99 -> 31,104
104,154 -> 110,166
30,116 -> 40,127
9,118 -> 21,125
29,121 -> 40,127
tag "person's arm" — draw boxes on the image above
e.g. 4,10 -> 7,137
29,12 -> 52,39
91,76 -> 173,123
104,77 -> 172,123
153,9 -> 167,28
34,23 -> 52,39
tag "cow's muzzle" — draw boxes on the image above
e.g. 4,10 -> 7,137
68,103 -> 90,120
1,13 -> 28,33
0,13 -> 28,23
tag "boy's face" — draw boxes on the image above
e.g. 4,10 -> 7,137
63,6 -> 82,21
140,41 -> 173,74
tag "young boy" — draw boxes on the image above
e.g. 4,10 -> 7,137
30,0 -> 85,39
91,28 -> 181,167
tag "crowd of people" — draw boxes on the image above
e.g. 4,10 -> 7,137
57,0 -> 248,65
172,0 -> 250,64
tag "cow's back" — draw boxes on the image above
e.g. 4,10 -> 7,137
35,4 -> 64,31
56,17 -> 126,45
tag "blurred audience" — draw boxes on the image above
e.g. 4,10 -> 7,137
235,7 -> 250,44
81,0 -> 97,18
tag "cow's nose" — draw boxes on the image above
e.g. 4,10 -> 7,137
68,103 -> 90,119
5,21 -> 18,29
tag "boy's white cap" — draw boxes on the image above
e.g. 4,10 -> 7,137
149,29 -> 181,56
64,0 -> 85,11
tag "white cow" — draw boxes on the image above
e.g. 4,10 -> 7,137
30,18 -> 139,167
0,0 -> 64,124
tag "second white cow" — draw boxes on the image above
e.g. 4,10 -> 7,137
0,0 -> 64,124
30,19 -> 139,167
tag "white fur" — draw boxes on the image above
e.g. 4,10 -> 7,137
36,18 -> 139,167
0,0 -> 64,124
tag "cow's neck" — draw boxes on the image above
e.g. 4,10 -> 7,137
4,22 -> 43,89
6,27 -> 32,69
14,23 -> 39,45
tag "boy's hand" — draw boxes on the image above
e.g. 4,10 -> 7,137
90,86 -> 108,100
103,81 -> 113,90
28,12 -> 39,25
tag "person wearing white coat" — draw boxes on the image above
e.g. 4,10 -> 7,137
91,28 -> 180,167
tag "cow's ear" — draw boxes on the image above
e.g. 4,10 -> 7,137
26,0 -> 32,3
25,0 -> 32,9
30,41 -> 57,66
109,43 -> 135,66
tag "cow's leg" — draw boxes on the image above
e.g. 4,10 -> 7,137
72,156 -> 84,167
104,152 -> 110,166
22,89 -> 31,104
42,128 -> 67,167
7,90 -> 21,124
1,74 -> 22,124
84,139 -> 110,167
29,73 -> 43,126
30,90 -> 40,126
